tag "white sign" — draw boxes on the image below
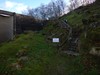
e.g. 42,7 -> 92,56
52,38 -> 59,43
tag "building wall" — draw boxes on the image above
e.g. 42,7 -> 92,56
0,16 -> 13,42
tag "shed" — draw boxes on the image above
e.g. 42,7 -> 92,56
0,10 -> 16,43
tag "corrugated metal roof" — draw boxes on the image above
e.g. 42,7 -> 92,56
0,14 -> 10,17
0,10 -> 15,16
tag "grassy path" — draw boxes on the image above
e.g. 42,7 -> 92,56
0,32 -> 98,75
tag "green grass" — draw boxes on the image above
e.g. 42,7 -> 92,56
61,12 -> 83,26
0,32 -> 84,75
1,32 -> 98,75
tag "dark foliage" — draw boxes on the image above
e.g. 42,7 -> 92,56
16,14 -> 43,34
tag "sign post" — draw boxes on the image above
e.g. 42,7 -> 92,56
52,38 -> 59,43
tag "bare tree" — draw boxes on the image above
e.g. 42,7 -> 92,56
52,1 -> 58,18
27,0 -> 66,20
39,4 -> 48,20
46,3 -> 55,19
67,0 -> 75,11
27,7 -> 41,20
27,8 -> 35,17
79,0 -> 96,6
50,0 -> 66,18
56,0 -> 66,15
68,0 -> 79,11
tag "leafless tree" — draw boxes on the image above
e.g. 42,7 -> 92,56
56,0 -> 66,14
50,0 -> 66,18
46,3 -> 55,19
27,8 -> 35,17
79,0 -> 96,6
39,4 -> 46,20
27,0 -> 66,20
68,0 -> 79,11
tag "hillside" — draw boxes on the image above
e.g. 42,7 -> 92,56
44,0 -> 100,52
43,0 -> 100,74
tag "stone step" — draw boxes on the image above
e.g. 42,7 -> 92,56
69,41 -> 77,44
89,47 -> 100,56
68,45 -> 77,47
68,46 -> 77,48
68,49 -> 76,51
68,47 -> 76,48
62,50 -> 79,56
68,47 -> 76,49
69,39 -> 78,42
70,44 -> 78,46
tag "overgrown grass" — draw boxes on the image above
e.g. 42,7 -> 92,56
1,32 -> 98,75
0,32 -> 85,75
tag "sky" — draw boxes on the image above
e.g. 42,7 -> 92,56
0,0 -> 70,14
